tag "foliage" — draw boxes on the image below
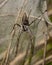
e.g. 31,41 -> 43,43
47,62 -> 52,65
49,15 -> 52,22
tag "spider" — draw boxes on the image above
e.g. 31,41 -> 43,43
10,9 -> 48,63
1,9 -> 48,65
13,12 -> 30,32
1,0 -> 49,65
12,11 -> 35,56
12,12 -> 40,32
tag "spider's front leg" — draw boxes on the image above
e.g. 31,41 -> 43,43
29,9 -> 47,26
10,23 -> 21,37
29,16 -> 41,26
12,23 -> 21,32
26,27 -> 34,65
13,23 -> 21,29
14,28 -> 23,57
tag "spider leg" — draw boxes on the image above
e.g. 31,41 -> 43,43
39,7 -> 49,26
13,23 -> 21,30
21,38 -> 30,65
40,9 -> 50,37
14,29 -> 23,57
39,7 -> 48,65
10,23 -> 21,36
29,16 -> 41,26
43,32 -> 47,65
28,8 -> 32,19
29,9 -> 47,26
26,27 -> 34,65
19,26 -> 34,65
27,17 -> 43,65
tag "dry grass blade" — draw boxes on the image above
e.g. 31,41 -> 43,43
43,32 -> 48,65
15,0 -> 28,23
9,52 -> 26,65
0,0 -> 8,8
34,55 -> 52,65
1,29 -> 15,65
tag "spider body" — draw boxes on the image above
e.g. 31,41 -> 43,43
22,12 -> 29,31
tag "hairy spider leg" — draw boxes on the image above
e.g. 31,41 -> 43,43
29,9 -> 47,26
39,7 -> 48,65
14,29 -> 23,57
27,27 -> 34,65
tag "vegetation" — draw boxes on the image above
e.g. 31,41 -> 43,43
49,15 -> 52,22
0,0 -> 52,65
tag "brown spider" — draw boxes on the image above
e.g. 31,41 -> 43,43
1,0 -> 49,64
12,12 -> 30,32
1,9 -> 48,65
12,11 -> 40,33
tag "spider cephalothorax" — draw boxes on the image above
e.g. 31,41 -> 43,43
22,12 -> 29,31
